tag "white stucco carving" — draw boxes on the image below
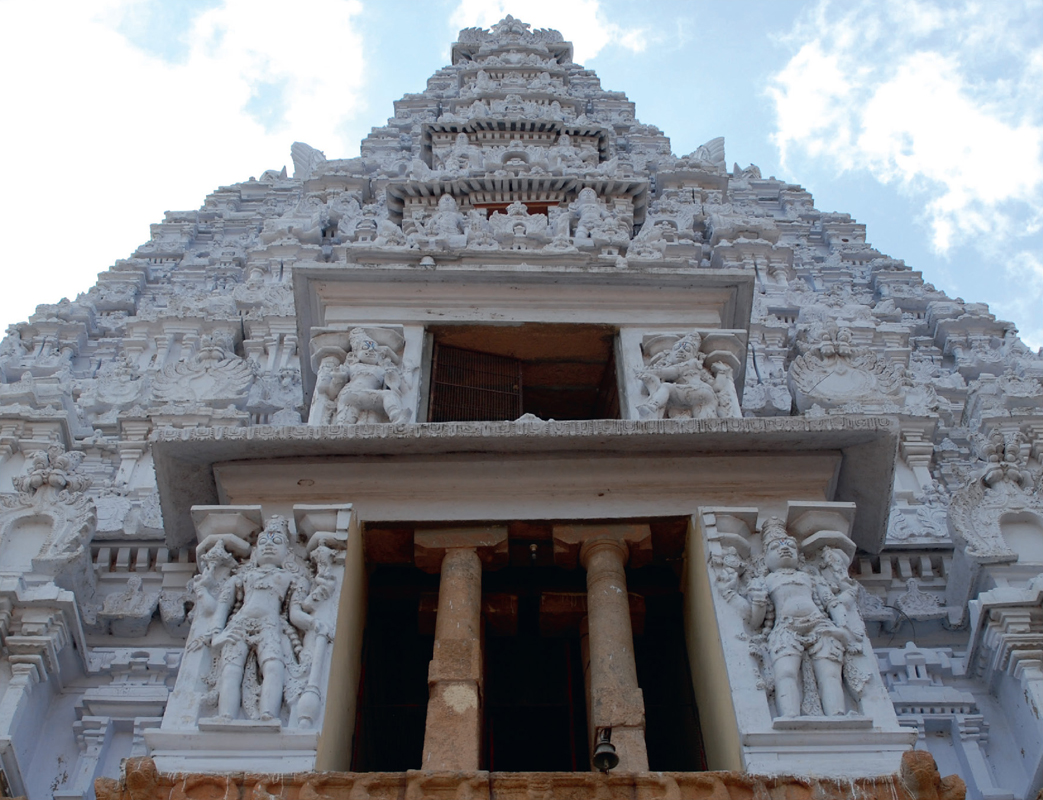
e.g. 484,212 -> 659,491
630,332 -> 742,421
308,326 -> 413,425
0,13 -> 1041,796
715,516 -> 866,718
146,505 -> 351,773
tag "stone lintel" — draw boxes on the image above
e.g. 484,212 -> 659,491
154,415 -> 898,553
96,751 -> 966,800
414,526 -> 508,573
552,523 -> 652,569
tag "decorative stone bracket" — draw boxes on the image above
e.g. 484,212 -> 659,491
144,503 -> 358,774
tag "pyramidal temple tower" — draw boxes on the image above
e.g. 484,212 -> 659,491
1,17 -> 1042,800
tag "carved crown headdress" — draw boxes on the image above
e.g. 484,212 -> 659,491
760,516 -> 792,548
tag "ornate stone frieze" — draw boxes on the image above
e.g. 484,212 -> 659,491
621,330 -> 744,421
948,431 -> 1042,562
151,332 -> 255,408
0,444 -> 97,602
95,751 -> 965,800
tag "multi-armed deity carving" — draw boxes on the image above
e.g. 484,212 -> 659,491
634,333 -> 741,420
186,516 -> 340,729
308,327 -> 413,425
712,514 -> 870,718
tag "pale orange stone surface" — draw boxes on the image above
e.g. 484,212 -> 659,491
95,751 -> 965,800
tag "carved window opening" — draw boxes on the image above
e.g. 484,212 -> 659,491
354,517 -> 705,773
427,323 -> 620,422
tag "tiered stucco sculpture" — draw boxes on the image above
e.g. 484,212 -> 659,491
0,15 -> 1040,800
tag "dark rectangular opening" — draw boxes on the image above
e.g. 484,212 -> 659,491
350,565 -> 437,772
482,565 -> 590,771
428,323 -> 619,422
630,565 -> 708,772
356,518 -> 704,773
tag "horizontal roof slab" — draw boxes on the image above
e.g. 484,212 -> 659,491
153,416 -> 897,554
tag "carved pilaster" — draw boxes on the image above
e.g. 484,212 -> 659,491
147,504 -> 357,774
690,502 -> 914,777
306,326 -> 421,426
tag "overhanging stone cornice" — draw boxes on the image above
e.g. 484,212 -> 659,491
152,415 -> 898,554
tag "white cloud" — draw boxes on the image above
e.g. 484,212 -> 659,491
450,0 -> 647,64
0,0 -> 366,329
767,0 -> 1043,348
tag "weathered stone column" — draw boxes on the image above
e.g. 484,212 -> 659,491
423,546 -> 482,770
415,527 -> 507,772
581,538 -> 648,772
555,524 -> 651,772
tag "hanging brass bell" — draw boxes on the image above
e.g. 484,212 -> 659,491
592,728 -> 619,772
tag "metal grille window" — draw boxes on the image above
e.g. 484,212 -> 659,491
429,344 -> 523,422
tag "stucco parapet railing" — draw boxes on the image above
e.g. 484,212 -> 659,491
151,415 -> 899,553
95,751 -> 965,800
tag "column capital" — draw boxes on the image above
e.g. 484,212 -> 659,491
552,523 -> 652,570
414,526 -> 508,573
579,537 -> 629,571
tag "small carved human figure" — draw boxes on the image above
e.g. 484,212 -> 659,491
195,518 -> 318,724
186,541 -> 240,641
570,187 -> 606,240
333,328 -> 411,424
423,194 -> 466,239
636,334 -> 718,420
711,361 -> 742,417
817,545 -> 866,641
308,354 -> 348,425
444,133 -> 482,171
733,519 -> 860,717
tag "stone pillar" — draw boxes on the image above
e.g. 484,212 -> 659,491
415,527 -> 507,772
555,524 -> 651,772
423,547 -> 483,771
581,538 -> 648,772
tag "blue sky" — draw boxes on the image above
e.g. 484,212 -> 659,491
1,0 -> 1041,347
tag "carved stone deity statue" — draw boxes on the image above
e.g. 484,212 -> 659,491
421,194 -> 467,241
719,518 -> 863,717
570,187 -> 606,240
333,328 -> 411,424
190,517 -> 320,725
636,333 -> 738,420
443,132 -> 482,171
